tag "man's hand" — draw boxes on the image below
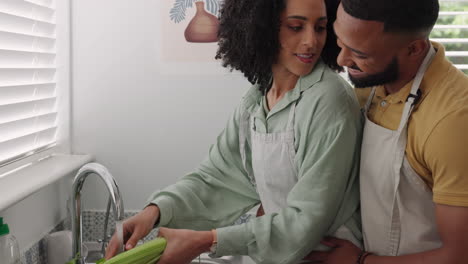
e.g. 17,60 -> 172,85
307,204 -> 468,264
304,237 -> 361,264
156,227 -> 214,264
105,205 -> 160,260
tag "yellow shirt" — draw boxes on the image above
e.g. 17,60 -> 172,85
356,42 -> 468,207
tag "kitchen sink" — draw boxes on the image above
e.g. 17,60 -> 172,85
82,242 -> 244,264
70,163 -> 254,264
189,253 -> 242,264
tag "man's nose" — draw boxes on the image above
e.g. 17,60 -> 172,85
337,47 -> 354,68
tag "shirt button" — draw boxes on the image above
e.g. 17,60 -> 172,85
380,100 -> 388,107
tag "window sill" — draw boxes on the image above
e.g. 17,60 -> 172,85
0,154 -> 94,211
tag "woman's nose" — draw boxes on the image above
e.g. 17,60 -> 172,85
302,31 -> 318,49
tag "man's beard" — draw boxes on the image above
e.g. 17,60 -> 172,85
349,57 -> 399,88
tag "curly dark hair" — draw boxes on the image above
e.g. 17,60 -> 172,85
215,0 -> 342,94
341,0 -> 439,35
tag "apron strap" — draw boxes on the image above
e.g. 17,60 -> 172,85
397,44 -> 436,132
388,44 -> 436,255
364,87 -> 377,113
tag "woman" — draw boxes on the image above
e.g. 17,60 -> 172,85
106,0 -> 362,263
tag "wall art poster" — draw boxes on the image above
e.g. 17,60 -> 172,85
159,0 -> 235,74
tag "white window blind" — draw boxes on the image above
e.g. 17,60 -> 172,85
431,0 -> 468,74
0,0 -> 58,166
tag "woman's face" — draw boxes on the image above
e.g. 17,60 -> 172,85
275,0 -> 328,77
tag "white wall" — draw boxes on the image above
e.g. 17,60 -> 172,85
71,0 -> 250,210
0,177 -> 71,251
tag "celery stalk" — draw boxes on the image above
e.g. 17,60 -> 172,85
104,238 -> 167,264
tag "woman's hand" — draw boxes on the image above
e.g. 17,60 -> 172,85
157,227 -> 214,264
105,205 -> 160,259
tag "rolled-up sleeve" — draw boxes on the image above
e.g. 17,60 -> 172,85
148,102 -> 260,230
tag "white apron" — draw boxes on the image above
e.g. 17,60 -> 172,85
239,99 -> 361,254
360,46 -> 442,256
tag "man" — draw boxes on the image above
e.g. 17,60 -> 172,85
308,0 -> 468,263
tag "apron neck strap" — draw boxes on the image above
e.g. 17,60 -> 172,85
408,44 -> 436,100
397,43 -> 436,132
364,87 -> 377,113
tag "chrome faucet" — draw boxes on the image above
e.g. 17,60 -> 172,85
71,163 -> 125,264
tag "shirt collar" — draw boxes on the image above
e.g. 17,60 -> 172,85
265,60 -> 326,118
243,60 -> 326,115
374,81 -> 412,104
374,42 -> 451,105
299,60 -> 326,93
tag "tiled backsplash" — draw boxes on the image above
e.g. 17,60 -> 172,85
21,211 -> 252,264
21,219 -> 70,264
21,210 -> 142,264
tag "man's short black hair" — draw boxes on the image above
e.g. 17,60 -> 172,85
341,0 -> 439,35
215,0 -> 342,94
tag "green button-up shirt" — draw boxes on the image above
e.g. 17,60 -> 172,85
148,61 -> 363,264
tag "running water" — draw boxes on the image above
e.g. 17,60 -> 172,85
115,220 -> 124,254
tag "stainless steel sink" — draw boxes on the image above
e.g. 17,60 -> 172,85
82,242 -> 104,264
190,253 -> 242,264
82,242 -> 243,264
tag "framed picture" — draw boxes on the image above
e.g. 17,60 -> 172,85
157,0 -> 236,75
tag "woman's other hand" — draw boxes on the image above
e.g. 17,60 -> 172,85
105,204 -> 160,259
157,227 -> 214,264
256,204 -> 265,217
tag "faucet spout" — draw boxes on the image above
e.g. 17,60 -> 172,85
71,163 -> 124,264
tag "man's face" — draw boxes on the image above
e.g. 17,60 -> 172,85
333,4 -> 405,88
347,56 -> 399,88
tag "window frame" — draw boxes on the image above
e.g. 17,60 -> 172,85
432,0 -> 468,74
0,0 -> 71,175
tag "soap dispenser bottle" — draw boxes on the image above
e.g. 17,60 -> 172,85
0,217 -> 20,264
